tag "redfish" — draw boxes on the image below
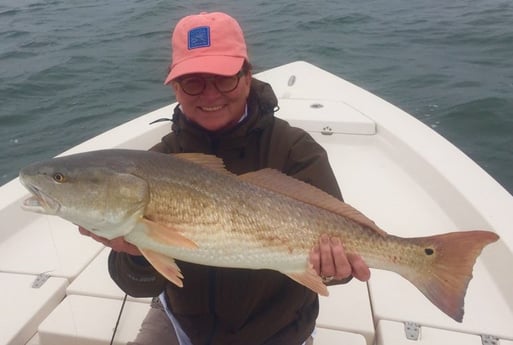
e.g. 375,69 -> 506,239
19,149 -> 499,322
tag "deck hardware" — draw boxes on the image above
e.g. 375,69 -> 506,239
310,103 -> 324,109
287,75 -> 296,86
321,126 -> 333,136
32,272 -> 51,288
481,335 -> 500,345
404,321 -> 421,340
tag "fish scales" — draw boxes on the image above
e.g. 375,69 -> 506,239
144,160 -> 374,269
19,149 -> 500,322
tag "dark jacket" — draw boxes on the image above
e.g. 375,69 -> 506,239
108,78 -> 343,345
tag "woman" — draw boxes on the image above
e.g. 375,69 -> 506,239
80,11 -> 370,345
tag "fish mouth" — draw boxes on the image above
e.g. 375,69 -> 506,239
21,184 -> 60,214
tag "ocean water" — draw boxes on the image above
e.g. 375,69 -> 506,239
1,0 -> 512,194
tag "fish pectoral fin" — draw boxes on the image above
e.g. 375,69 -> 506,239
286,264 -> 329,297
139,249 -> 184,288
140,218 -> 198,249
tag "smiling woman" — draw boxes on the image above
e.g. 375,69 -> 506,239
163,12 -> 253,132
168,62 -> 252,132
71,11 -> 365,345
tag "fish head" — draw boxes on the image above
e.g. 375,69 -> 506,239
19,151 -> 150,239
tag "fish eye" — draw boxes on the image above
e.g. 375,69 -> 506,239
53,172 -> 66,183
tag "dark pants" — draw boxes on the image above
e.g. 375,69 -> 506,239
127,304 -> 314,345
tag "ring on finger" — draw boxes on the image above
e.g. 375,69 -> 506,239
321,275 -> 334,283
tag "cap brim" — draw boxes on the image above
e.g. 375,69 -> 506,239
164,56 -> 245,84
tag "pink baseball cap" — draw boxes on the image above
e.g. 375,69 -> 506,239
164,12 -> 248,84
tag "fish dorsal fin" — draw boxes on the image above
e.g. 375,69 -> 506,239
240,169 -> 387,237
173,153 -> 234,176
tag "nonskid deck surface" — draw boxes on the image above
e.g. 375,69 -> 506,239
2,62 -> 512,345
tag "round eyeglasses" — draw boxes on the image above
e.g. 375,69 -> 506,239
176,70 -> 246,96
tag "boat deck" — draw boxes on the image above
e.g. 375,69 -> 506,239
2,62 -> 512,345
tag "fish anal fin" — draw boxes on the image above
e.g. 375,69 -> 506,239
400,230 -> 499,322
173,153 -> 234,176
140,249 -> 184,287
141,218 -> 198,249
286,264 -> 329,297
240,169 -> 387,237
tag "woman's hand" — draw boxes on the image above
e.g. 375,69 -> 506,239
310,234 -> 370,282
78,226 -> 142,256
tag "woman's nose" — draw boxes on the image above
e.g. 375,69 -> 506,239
201,79 -> 222,98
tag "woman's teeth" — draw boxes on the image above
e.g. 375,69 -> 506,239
201,105 -> 223,112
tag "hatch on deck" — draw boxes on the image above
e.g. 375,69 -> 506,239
277,99 -> 376,135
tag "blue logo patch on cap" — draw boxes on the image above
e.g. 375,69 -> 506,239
188,26 -> 210,50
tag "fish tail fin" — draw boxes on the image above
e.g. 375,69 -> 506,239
401,230 -> 499,322
286,264 -> 329,296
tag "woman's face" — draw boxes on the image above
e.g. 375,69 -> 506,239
172,70 -> 252,132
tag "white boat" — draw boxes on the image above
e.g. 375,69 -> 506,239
1,61 -> 512,345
